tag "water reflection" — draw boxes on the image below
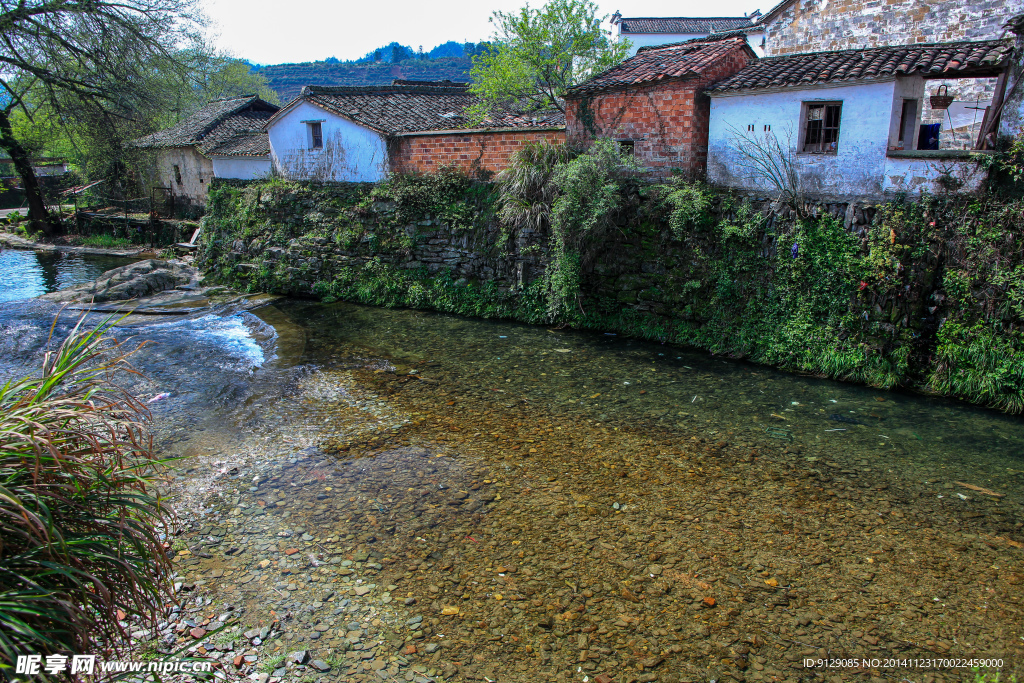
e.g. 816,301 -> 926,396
0,249 -> 138,303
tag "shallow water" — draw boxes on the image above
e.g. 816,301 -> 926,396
0,294 -> 1021,681
0,249 -> 138,302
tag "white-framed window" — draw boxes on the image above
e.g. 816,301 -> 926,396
800,101 -> 842,154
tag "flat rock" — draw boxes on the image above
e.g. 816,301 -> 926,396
40,259 -> 197,303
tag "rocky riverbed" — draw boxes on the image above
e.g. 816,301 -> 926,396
3,263 -> 1019,683
145,359 -> 1023,683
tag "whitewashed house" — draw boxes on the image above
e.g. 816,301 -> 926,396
706,39 -> 1012,198
134,95 -> 279,208
266,80 -> 565,182
610,12 -> 766,56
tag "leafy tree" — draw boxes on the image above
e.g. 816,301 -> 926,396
468,0 -> 629,121
0,0 -> 202,237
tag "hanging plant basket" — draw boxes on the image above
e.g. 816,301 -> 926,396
930,85 -> 954,110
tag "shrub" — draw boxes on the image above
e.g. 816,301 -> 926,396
0,317 -> 173,672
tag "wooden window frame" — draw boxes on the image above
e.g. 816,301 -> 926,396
800,101 -> 842,154
308,121 -> 323,150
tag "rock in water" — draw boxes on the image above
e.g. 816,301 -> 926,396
40,259 -> 197,303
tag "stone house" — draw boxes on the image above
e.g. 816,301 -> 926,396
705,39 -> 1013,198
134,95 -> 279,210
265,80 -> 565,182
564,36 -> 756,179
610,12 -> 767,56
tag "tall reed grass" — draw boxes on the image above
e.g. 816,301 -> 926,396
0,316 -> 173,674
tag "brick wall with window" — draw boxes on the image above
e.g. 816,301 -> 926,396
389,129 -> 567,177
564,47 -> 753,179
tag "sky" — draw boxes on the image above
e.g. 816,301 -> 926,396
202,0 -> 762,65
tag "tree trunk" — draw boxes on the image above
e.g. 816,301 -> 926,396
0,108 -> 60,238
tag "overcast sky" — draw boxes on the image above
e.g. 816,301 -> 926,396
202,0 -> 761,65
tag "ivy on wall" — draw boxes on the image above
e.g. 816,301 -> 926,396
199,163 -> 1024,414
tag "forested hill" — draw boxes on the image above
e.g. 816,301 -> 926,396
255,57 -> 473,101
252,42 -> 484,101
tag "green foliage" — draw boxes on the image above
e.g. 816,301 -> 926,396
930,321 -> 1024,413
546,138 -> 642,321
468,0 -> 630,121
0,317 -> 172,672
73,234 -> 135,249
201,173 -> 1024,414
364,166 -> 494,234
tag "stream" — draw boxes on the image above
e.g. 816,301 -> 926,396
0,252 -> 1021,682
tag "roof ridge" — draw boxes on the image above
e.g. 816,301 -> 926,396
636,33 -> 750,53
752,37 -> 1012,62
302,83 -> 471,97
620,15 -> 750,19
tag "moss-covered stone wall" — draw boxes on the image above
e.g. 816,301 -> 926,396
199,176 -> 1024,413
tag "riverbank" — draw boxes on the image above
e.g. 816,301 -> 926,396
0,231 -> 157,257
198,177 -> 1024,415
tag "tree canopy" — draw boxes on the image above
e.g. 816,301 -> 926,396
468,0 -> 629,121
0,0 -> 205,235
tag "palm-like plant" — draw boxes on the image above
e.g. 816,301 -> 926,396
0,316 -> 173,674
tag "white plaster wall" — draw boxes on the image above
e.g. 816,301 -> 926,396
707,80 -> 897,197
268,101 -> 389,182
154,147 -> 214,204
211,156 -> 272,180
887,76 -> 925,151
881,156 -> 987,194
619,31 -> 765,56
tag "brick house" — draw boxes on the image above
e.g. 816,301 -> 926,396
564,36 -> 756,179
265,80 -> 565,182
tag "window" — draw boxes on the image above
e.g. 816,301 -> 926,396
173,165 -> 182,184
308,121 -> 323,150
801,102 -> 842,153
618,140 -> 635,155
896,99 -> 918,150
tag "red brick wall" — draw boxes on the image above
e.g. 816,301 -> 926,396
565,47 -> 752,179
389,129 -> 567,177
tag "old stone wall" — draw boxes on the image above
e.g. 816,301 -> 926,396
388,130 -> 566,178
200,179 -> 1024,412
763,0 -> 1021,55
154,147 -> 214,208
565,48 -> 753,178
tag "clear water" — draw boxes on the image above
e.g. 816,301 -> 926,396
0,249 -> 138,303
0,294 -> 1020,679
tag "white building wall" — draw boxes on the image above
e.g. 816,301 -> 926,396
618,30 -> 765,56
708,80 -> 898,198
153,147 -> 214,205
211,156 -> 273,180
881,156 -> 988,194
267,101 -> 389,182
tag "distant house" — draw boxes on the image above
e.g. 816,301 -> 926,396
611,11 -> 766,56
564,36 -> 756,179
134,95 -> 279,209
0,155 -> 69,178
705,39 -> 1012,198
265,80 -> 565,182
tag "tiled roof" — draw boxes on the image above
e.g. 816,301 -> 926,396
134,95 -> 278,154
286,81 -> 565,134
204,132 -> 271,157
566,37 -> 753,96
619,17 -> 755,34
709,39 -> 1012,93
